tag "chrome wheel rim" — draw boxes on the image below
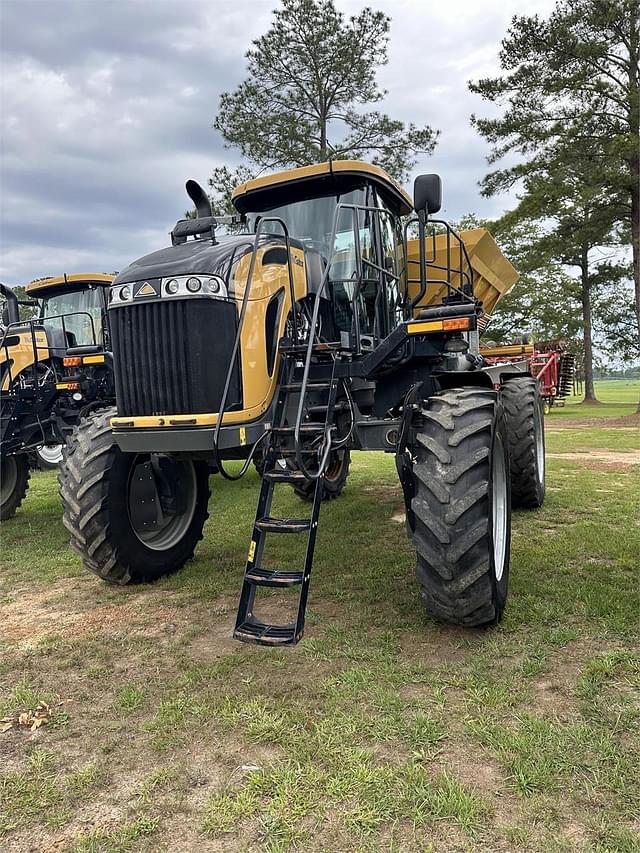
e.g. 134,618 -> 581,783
1,456 -> 18,505
37,444 -> 64,466
492,435 -> 508,582
127,456 -> 198,550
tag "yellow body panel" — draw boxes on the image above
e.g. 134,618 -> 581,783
1,329 -> 49,391
26,272 -> 114,295
232,160 -> 413,214
406,229 -> 518,318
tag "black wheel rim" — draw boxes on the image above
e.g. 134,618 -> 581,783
126,455 -> 198,550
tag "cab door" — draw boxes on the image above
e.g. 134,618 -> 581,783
373,189 -> 404,340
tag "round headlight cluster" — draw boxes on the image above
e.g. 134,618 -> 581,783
207,277 -> 220,293
186,277 -> 201,293
165,279 -> 179,295
119,285 -> 130,301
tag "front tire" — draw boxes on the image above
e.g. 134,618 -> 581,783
59,408 -> 211,584
409,389 -> 511,627
1,454 -> 30,520
501,377 -> 545,508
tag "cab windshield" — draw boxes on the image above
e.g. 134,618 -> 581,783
246,188 -> 370,265
245,185 -> 401,341
41,286 -> 105,347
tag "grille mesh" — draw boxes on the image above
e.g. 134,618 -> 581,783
111,298 -> 241,416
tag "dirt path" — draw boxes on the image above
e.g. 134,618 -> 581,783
547,449 -> 640,468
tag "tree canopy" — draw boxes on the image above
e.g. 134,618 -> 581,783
213,0 -> 438,190
470,0 -> 639,400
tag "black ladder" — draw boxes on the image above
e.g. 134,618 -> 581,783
234,345 -> 341,646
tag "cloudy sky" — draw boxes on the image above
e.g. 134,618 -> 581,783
0,0 -> 555,286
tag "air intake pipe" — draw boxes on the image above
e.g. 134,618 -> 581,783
0,282 -> 20,326
186,180 -> 213,219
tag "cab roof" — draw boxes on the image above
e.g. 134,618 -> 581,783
25,273 -> 114,295
232,160 -> 413,217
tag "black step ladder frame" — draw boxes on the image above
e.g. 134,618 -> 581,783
233,351 -> 342,646
233,198 -> 411,646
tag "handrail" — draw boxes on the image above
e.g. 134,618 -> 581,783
212,218 -> 299,481
1,310 -> 100,392
403,218 -> 476,313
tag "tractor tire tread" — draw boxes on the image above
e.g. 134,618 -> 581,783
59,407 -> 210,584
501,378 -> 545,508
0,454 -> 31,520
410,388 -> 508,627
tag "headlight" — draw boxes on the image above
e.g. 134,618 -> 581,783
207,277 -> 221,294
165,279 -> 179,295
186,277 -> 201,293
119,285 -> 130,301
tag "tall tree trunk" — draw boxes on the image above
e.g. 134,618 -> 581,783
630,149 -> 640,411
580,250 -> 598,403
633,188 -> 640,413
628,10 -> 639,411
632,152 -> 640,346
319,115 -> 327,161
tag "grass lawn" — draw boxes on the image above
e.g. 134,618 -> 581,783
1,381 -> 639,851
549,379 -> 639,420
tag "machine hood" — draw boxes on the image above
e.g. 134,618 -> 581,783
113,235 -> 254,286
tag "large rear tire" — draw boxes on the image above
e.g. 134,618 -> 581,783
293,447 -> 351,502
0,454 -> 30,520
409,389 -> 511,627
501,377 -> 545,508
59,408 -> 211,584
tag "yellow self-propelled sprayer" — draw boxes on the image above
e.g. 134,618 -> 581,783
60,162 -> 545,644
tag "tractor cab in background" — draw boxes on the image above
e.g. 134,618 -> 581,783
1,273 -> 115,519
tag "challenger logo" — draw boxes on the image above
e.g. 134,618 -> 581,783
134,280 -> 159,298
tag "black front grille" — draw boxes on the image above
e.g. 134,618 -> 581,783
111,298 -> 242,416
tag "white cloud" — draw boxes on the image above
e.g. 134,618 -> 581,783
0,0 -> 556,284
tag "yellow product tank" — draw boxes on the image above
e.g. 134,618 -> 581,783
406,228 -> 519,325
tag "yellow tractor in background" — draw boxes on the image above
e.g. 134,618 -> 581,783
59,161 -> 545,644
0,274 -> 114,518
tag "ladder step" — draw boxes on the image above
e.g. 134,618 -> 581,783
280,381 -> 331,391
263,469 -> 308,485
256,516 -> 311,533
269,447 -> 318,458
234,618 -> 299,646
280,342 -> 337,357
244,566 -> 305,587
272,423 -> 333,436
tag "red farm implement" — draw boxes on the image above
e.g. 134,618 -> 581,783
480,341 -> 576,412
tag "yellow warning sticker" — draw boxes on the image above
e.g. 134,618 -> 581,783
240,427 -> 247,445
136,281 -> 156,297
248,540 -> 256,563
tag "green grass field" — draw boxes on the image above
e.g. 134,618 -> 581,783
550,379 -> 639,419
1,382 -> 638,851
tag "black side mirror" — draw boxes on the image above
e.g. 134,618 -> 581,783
414,174 -> 442,215
1,306 -> 9,327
